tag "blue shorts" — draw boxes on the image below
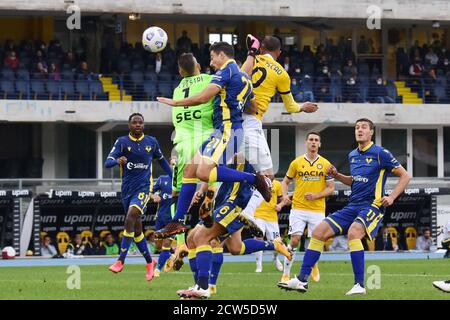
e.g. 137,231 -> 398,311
200,122 -> 243,165
213,201 -> 244,237
122,189 -> 151,215
325,203 -> 384,241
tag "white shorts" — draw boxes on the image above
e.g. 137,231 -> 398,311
289,209 -> 325,237
241,114 -> 273,172
254,218 -> 280,241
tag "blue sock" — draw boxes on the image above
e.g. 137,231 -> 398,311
157,248 -> 172,270
209,251 -> 224,286
172,182 -> 197,221
298,238 -> 324,282
134,233 -> 152,263
196,246 -> 212,290
188,249 -> 198,283
241,239 -> 274,254
212,166 -> 256,184
349,239 -> 365,287
119,231 -> 134,263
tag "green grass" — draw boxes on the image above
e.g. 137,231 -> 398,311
0,259 -> 449,300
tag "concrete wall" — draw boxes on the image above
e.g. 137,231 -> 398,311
2,100 -> 450,126
1,0 -> 449,21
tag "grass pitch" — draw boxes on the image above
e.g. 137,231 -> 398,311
0,259 -> 449,300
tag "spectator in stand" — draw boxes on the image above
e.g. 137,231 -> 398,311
176,30 -> 192,54
342,59 -> 358,81
369,77 -> 393,103
77,61 -> 94,80
425,47 -> 439,67
409,57 -> 424,78
375,227 -> 398,251
66,234 -> 87,256
41,235 -> 58,257
64,50 -> 78,71
33,50 -> 47,69
104,233 -> 119,255
33,62 -> 48,79
291,66 -> 302,83
416,228 -> 433,251
329,235 -> 349,252
48,62 -> 61,81
155,52 -> 163,74
85,236 -> 106,255
342,76 -> 360,102
290,77 -> 302,102
437,57 -> 450,77
282,56 -> 291,74
316,83 -> 332,102
4,51 -> 20,70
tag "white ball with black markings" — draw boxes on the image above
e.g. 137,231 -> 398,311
142,26 -> 168,53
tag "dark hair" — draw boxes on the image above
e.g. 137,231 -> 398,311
209,41 -> 234,58
422,228 -> 430,233
355,118 -> 374,130
306,131 -> 321,139
178,53 -> 197,76
262,36 -> 281,52
128,113 -> 144,122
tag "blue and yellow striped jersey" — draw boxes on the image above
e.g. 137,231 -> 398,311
348,142 -> 400,207
210,59 -> 254,128
106,134 -> 163,197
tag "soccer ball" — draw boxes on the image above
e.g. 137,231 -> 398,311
2,246 -> 16,259
142,26 -> 168,53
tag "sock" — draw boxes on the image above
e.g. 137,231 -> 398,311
118,230 -> 134,263
241,239 -> 274,255
196,245 -> 213,290
172,181 -> 197,221
134,233 -> 152,263
255,250 -> 263,269
157,247 -> 172,270
188,248 -> 198,283
298,238 -> 324,282
209,166 -> 256,184
283,245 -> 297,277
349,239 -> 365,287
241,190 -> 264,218
209,248 -> 224,286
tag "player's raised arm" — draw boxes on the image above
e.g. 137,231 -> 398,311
240,34 -> 260,77
157,83 -> 220,107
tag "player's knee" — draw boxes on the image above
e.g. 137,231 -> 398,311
196,167 -> 210,182
228,246 -> 241,255
348,224 -> 365,240
312,228 -> 328,242
290,236 -> 300,248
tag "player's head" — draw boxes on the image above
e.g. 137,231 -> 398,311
305,132 -> 321,153
178,53 -> 200,78
260,36 -> 282,59
209,42 -> 234,70
128,113 -> 144,136
355,118 -> 374,144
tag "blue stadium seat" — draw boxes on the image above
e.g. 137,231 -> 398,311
30,79 -> 47,100
118,59 -> 131,74
158,81 -> 173,97
61,69 -> 74,80
61,80 -> 76,100
15,79 -> 29,99
16,68 -> 30,81
90,80 -> 108,100
158,71 -> 172,82
386,80 -> 399,103
144,70 -> 157,82
0,80 -> 16,99
143,81 -> 157,100
1,67 -> 15,80
75,80 -> 91,100
47,80 -> 61,100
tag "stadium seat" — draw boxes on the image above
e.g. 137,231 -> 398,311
75,80 -> 90,100
143,81 -> 157,100
144,70 -> 157,82
405,227 -> 417,250
387,227 -> 398,249
16,67 -> 30,81
30,79 -> 47,100
56,232 -> 70,254
0,79 -> 16,99
61,69 -> 74,80
90,80 -> 108,100
80,230 -> 93,245
60,80 -> 76,100
15,79 -> 29,99
47,80 -> 61,100
158,81 -> 173,97
1,66 -> 15,80
158,71 -> 173,82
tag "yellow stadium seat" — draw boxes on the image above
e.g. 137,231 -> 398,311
387,227 -> 398,248
99,230 -> 111,240
56,232 -> 70,254
405,227 -> 417,250
80,230 -> 93,245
